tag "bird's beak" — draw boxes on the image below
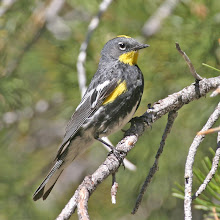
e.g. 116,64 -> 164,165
133,43 -> 150,51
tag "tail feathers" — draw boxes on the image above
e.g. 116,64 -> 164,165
33,160 -> 63,201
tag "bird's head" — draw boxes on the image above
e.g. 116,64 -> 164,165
101,35 -> 149,66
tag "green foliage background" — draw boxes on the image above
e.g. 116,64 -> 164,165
0,0 -> 219,219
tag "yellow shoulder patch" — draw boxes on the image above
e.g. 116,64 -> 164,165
103,81 -> 127,105
119,51 -> 139,66
117,35 -> 131,39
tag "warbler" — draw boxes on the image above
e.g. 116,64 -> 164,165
33,35 -> 149,201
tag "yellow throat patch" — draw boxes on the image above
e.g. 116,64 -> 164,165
119,51 -> 139,66
117,35 -> 139,65
103,80 -> 127,105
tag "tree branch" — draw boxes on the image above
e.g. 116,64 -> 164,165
76,0 -> 114,97
77,186 -> 90,220
111,173 -> 118,204
210,86 -> 220,97
197,126 -> 220,135
0,0 -> 17,17
56,76 -> 220,220
142,0 -> 181,37
184,102 -> 220,220
3,0 -> 65,76
132,110 -> 178,214
192,132 -> 220,200
175,43 -> 203,81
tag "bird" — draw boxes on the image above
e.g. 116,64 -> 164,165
33,35 -> 149,201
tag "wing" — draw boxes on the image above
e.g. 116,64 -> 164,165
55,79 -> 118,158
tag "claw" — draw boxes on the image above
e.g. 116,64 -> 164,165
108,149 -> 125,168
96,136 -> 125,167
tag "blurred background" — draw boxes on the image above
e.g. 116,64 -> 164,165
0,0 -> 220,219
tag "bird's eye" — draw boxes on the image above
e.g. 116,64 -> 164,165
118,42 -> 126,51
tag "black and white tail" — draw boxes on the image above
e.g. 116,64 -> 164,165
33,160 -> 63,201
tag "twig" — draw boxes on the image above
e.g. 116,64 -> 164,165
77,186 -> 90,220
213,207 -> 219,220
192,132 -> 220,200
101,137 -> 137,171
210,86 -> 220,97
142,0 -> 181,37
3,0 -> 65,76
132,110 -> 178,214
197,126 -> 220,135
0,0 -> 17,17
175,43 -> 203,81
76,0 -> 114,97
184,102 -> 220,220
111,173 -> 118,204
56,76 -> 220,219
45,0 -> 65,21
56,192 -> 78,220
56,153 -> 122,220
